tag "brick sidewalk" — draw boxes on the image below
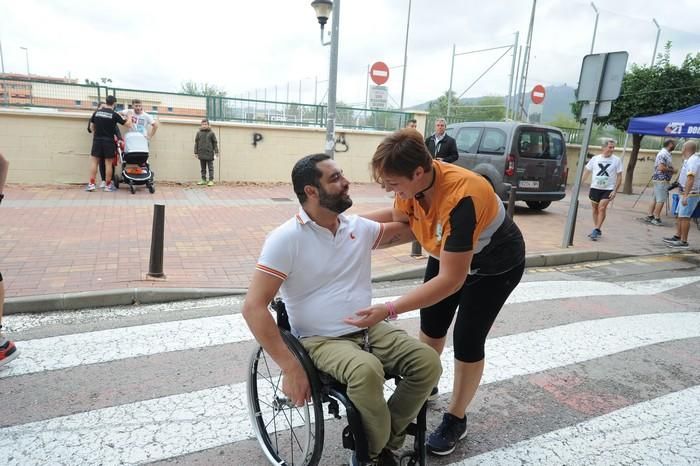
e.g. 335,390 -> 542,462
0,182 -> 695,299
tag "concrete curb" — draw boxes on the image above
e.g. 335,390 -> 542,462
4,251 -> 630,315
371,250 -> 630,282
4,287 -> 246,315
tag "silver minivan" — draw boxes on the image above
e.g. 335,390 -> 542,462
446,121 -> 568,210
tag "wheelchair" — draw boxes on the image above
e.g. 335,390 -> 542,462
246,298 -> 427,465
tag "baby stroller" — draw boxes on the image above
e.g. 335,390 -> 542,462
116,132 -> 155,194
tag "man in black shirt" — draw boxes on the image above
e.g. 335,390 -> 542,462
87,95 -> 131,191
425,118 -> 458,163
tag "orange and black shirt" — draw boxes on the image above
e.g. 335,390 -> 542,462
394,161 -> 525,275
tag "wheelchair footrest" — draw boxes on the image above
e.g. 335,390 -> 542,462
405,421 -> 418,437
342,426 -> 356,450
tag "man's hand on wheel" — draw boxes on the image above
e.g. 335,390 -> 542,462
282,359 -> 311,407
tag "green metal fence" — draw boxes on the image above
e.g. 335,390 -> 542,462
0,77 -> 412,131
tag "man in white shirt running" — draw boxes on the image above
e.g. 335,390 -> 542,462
242,153 -> 441,466
583,139 -> 623,240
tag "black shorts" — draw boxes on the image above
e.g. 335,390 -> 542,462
589,188 -> 613,203
91,138 -> 116,158
420,257 -> 525,363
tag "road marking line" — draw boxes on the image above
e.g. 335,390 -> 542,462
3,276 -> 698,378
1,313 -> 698,465
449,385 -> 700,466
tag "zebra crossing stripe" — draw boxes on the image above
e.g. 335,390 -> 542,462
1,312 -> 698,465
449,385 -> 700,466
3,276 -> 698,379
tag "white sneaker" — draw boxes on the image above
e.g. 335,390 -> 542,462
99,180 -> 107,189
85,183 -> 96,192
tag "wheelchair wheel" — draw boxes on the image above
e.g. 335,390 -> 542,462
247,329 -> 324,465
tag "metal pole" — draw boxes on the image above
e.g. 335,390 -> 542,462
512,45 -> 522,121
506,32 -> 519,120
20,46 -> 29,75
518,0 -> 537,120
325,0 -> 340,158
365,64 -> 370,108
590,2 -> 599,54
561,104 -> 595,248
561,54 -> 608,248
399,0 -> 412,110
147,204 -> 166,278
507,184 -> 517,218
651,18 -> 660,66
314,76 -> 318,105
0,40 -> 5,73
299,79 -> 302,102
447,43 -> 455,117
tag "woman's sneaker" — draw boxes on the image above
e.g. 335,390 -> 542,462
85,183 -> 96,192
663,235 -> 681,244
0,339 -> 19,367
666,240 -> 689,249
99,180 -> 107,189
650,218 -> 663,226
427,413 -> 467,456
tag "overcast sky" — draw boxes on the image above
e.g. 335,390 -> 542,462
1,0 -> 698,108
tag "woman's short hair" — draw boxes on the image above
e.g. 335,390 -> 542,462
371,129 -> 433,182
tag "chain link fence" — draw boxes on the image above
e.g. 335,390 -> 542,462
0,77 -> 412,131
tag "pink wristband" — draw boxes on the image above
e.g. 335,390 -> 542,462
385,301 -> 398,321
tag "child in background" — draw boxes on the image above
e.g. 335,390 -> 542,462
194,119 -> 219,186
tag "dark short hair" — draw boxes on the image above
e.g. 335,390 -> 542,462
663,139 -> 675,149
292,153 -> 331,204
407,119 -> 417,125
132,99 -> 142,105
371,129 -> 432,182
105,95 -> 117,105
201,119 -> 209,124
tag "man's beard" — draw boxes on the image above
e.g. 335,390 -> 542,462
319,186 -> 353,214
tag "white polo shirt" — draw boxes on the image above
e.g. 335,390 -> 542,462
679,153 -> 700,193
256,207 -> 385,338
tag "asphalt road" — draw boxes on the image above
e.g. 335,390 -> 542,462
2,252 -> 699,465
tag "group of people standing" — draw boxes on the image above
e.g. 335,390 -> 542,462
623,137 -> 699,249
85,98 -> 221,189
86,97 -> 159,192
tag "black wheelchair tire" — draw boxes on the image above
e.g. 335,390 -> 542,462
247,329 -> 324,465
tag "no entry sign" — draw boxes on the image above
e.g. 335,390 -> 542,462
531,84 -> 546,104
370,61 -> 390,86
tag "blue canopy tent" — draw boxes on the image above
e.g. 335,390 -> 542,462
625,104 -> 700,219
617,103 -> 700,184
626,104 -> 700,137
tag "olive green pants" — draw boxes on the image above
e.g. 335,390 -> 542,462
301,322 -> 441,458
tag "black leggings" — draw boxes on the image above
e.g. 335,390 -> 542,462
420,257 -> 525,363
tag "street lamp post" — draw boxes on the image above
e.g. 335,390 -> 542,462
311,0 -> 340,159
651,18 -> 661,66
20,46 -> 30,75
590,2 -> 599,54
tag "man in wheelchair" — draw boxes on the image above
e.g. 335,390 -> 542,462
243,153 -> 442,465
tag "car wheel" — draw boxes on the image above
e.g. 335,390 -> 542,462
526,201 -> 551,210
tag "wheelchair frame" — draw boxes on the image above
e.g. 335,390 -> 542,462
246,299 -> 427,465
